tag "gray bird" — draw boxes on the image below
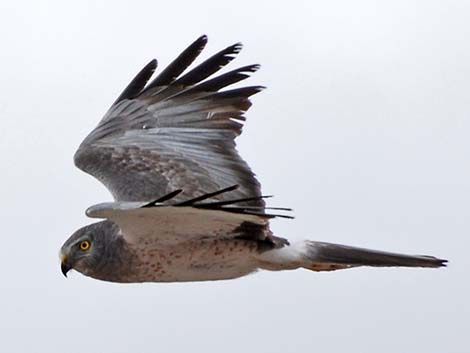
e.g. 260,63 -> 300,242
60,35 -> 446,283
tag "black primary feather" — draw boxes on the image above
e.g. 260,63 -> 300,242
211,86 -> 265,99
143,35 -> 208,91
181,64 -> 260,95
193,194 -> 273,208
176,185 -> 240,206
196,206 -> 294,219
141,185 -> 293,219
175,42 -> 243,86
141,189 -> 183,208
113,59 -> 157,104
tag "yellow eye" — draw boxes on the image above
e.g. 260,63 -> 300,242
79,240 -> 90,251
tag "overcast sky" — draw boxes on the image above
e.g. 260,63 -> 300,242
0,1 -> 468,352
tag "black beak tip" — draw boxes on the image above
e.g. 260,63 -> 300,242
61,262 -> 71,278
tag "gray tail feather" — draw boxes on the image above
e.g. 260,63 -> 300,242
305,241 -> 447,271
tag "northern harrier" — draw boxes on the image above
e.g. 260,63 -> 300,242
60,35 -> 446,282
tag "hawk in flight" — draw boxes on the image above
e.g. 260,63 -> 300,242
60,35 -> 446,282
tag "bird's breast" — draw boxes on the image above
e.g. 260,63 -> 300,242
127,238 -> 261,282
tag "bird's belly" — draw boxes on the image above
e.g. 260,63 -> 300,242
129,238 -> 260,282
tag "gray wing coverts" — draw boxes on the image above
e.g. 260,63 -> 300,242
74,35 -> 264,205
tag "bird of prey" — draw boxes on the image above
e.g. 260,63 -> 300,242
60,35 -> 446,283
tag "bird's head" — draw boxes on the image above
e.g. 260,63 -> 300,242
59,221 -> 117,278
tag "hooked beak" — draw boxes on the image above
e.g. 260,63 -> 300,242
61,255 -> 72,277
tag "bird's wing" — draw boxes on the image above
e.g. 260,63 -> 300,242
75,35 -> 265,206
86,186 -> 292,246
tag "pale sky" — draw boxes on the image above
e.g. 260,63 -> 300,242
0,1 -> 468,352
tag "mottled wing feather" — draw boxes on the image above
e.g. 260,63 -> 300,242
75,35 -> 263,205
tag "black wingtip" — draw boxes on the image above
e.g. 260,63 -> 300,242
176,185 -> 240,206
113,58 -> 158,104
419,255 -> 448,268
142,189 -> 184,208
198,34 -> 209,44
194,195 -> 273,208
140,185 -> 293,220
192,35 -> 209,51
178,190 -> 293,219
143,35 -> 209,91
231,42 -> 243,54
181,64 -> 262,95
175,41 -> 244,86
437,258 -> 448,267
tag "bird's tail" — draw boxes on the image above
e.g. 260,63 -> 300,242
257,240 -> 447,272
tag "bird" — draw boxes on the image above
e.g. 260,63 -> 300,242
60,35 -> 447,283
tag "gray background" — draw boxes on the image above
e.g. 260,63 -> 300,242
0,1 -> 468,352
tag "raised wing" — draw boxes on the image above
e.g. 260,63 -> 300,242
86,186 -> 292,247
75,35 -> 265,205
